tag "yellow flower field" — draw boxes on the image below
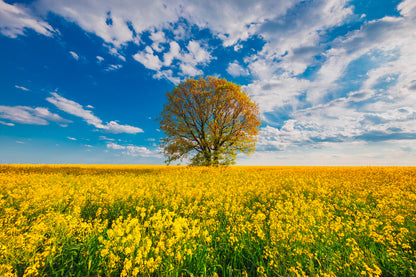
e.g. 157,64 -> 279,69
0,165 -> 415,276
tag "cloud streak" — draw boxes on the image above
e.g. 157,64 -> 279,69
107,142 -> 155,157
14,85 -> 30,91
46,93 -> 143,134
0,0 -> 55,38
0,105 -> 71,125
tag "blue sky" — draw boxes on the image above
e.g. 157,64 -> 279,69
0,0 -> 415,165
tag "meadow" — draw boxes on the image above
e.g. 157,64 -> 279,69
0,165 -> 415,276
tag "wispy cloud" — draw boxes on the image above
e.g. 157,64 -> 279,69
106,142 -> 155,157
99,135 -> 114,141
69,51 -> 79,60
0,120 -> 15,126
0,105 -> 71,125
14,85 -> 29,91
105,64 -> 122,71
0,0 -> 55,38
46,92 -> 143,134
67,136 -> 77,141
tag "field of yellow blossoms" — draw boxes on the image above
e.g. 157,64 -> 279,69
1,165 -> 415,276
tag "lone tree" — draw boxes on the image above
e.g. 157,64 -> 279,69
159,76 -> 261,166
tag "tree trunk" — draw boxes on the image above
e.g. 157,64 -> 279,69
212,148 -> 219,166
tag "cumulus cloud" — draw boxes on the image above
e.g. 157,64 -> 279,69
107,142 -> 154,157
4,0 -> 416,158
32,0 -> 297,48
226,61 -> 248,77
240,0 -> 416,152
46,92 -> 143,134
150,29 -> 167,52
134,40 -> 211,80
141,41 -> 210,73
0,0 -> 55,38
179,63 -> 202,76
163,41 -> 181,66
0,105 -> 71,125
133,46 -> 163,71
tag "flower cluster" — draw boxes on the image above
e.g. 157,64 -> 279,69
0,165 -> 415,276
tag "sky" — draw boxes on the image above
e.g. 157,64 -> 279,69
0,0 -> 415,165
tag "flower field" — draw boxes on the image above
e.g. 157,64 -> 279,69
1,165 -> 415,276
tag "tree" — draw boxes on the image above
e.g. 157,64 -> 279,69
159,76 -> 261,166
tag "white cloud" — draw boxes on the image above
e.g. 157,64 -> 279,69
163,41 -> 181,66
46,92 -> 103,126
69,51 -> 79,60
32,107 -> 72,124
14,85 -> 29,91
226,61 -> 248,77
182,0 -> 300,47
166,40 -> 211,76
179,63 -> 202,76
238,140 -> 416,166
33,0 -> 297,48
107,142 -> 154,157
398,0 -> 416,18
0,0 -> 55,38
102,121 -> 143,134
133,46 -> 163,71
99,135 -> 115,141
150,29 -> 166,52
186,40 -> 211,65
240,0 -> 416,155
134,40 -> 211,79
0,105 -> 71,125
105,64 -> 122,71
0,120 -> 15,126
67,136 -> 77,141
153,69 -> 180,85
244,77 -> 311,113
107,142 -> 125,150
46,92 -> 143,134
4,0 -> 416,163
96,56 -> 104,63
107,47 -> 126,61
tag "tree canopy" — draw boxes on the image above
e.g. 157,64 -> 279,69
159,76 -> 261,166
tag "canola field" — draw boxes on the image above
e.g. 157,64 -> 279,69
0,165 -> 415,276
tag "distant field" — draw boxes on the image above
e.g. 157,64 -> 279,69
1,165 -> 415,276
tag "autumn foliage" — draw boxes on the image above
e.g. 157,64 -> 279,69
159,76 -> 261,165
